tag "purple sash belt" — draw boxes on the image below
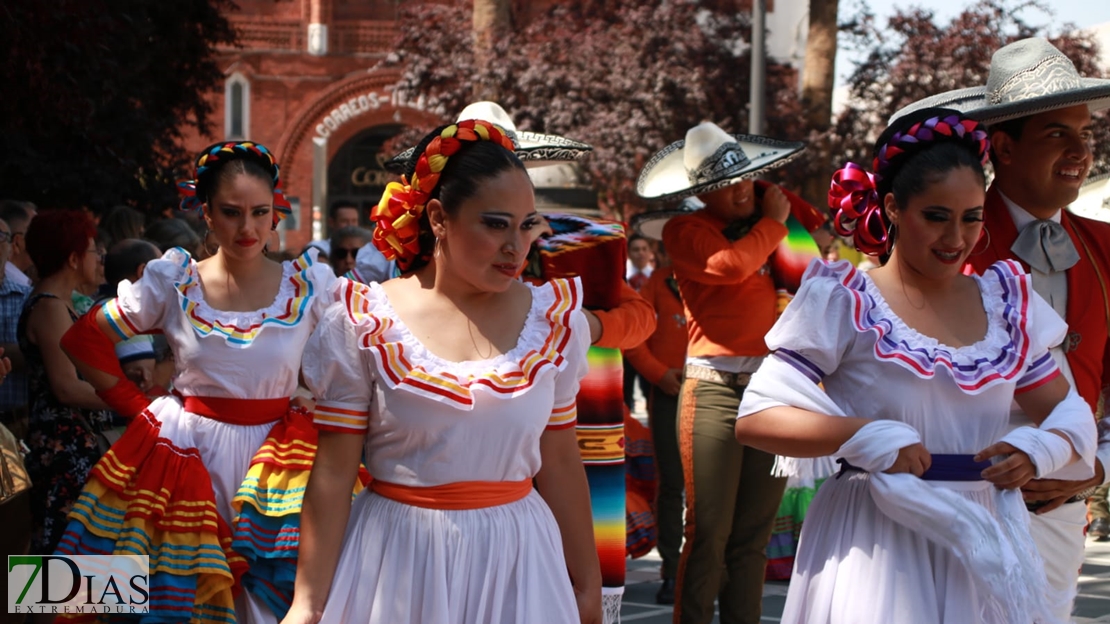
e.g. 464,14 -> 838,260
837,454 -> 991,481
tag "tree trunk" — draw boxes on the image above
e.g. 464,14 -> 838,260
473,0 -> 513,102
800,0 -> 839,211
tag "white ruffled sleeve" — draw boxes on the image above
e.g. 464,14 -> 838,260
303,296 -> 374,434
546,278 -> 591,431
1014,289 -> 1069,392
102,247 -> 191,338
996,262 -> 1069,393
762,260 -> 856,384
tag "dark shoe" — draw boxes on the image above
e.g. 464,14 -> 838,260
655,578 -> 676,605
1091,518 -> 1110,541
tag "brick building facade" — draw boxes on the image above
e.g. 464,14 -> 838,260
184,0 -> 565,252
186,0 -> 786,251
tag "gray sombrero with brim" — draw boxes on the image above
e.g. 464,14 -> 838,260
384,101 -> 592,174
890,37 -> 1110,126
636,121 -> 805,202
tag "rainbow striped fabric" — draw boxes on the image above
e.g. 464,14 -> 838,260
576,347 -> 626,595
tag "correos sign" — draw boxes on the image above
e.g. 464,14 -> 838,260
315,90 -> 427,139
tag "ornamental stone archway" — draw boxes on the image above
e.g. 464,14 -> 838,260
274,69 -> 443,251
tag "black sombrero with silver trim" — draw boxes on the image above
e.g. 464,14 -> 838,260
384,101 -> 592,174
635,121 -> 805,202
890,37 -> 1110,126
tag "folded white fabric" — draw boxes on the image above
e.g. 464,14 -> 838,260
1023,387 -> 1097,481
738,355 -> 1056,624
837,420 -> 921,473
1001,426 -> 1075,479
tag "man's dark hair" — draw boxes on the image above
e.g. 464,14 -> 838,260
987,117 -> 1028,168
0,200 -> 35,231
105,239 -> 160,285
329,202 -> 360,219
329,225 -> 373,252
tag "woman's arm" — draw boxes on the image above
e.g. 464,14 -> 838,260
977,374 -> 1092,494
734,405 -> 870,458
535,426 -> 601,624
27,298 -> 108,410
282,431 -> 365,624
62,307 -> 129,391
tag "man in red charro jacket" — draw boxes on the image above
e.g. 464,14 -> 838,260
900,37 -> 1110,620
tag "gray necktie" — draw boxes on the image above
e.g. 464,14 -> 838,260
1011,220 -> 1080,274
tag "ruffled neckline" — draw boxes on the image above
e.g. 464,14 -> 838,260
813,259 -> 1034,394
166,247 -> 326,347
336,276 -> 582,410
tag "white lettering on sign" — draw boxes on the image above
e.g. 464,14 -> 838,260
315,90 -> 428,139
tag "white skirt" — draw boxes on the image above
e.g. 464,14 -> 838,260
782,471 -> 1052,624
320,488 -> 579,624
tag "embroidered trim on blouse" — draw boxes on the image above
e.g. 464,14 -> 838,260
105,247 -> 326,347
338,276 -> 582,410
800,259 -> 1039,394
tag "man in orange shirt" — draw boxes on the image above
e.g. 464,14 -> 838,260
638,122 -> 817,624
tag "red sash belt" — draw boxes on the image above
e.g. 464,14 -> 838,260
180,395 -> 290,425
370,478 -> 533,510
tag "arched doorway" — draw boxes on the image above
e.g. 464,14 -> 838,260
327,124 -> 405,225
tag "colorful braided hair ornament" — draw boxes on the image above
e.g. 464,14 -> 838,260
371,119 -> 516,272
177,141 -> 292,230
828,108 -> 990,256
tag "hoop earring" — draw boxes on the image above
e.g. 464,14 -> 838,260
972,226 -> 992,256
434,236 -> 443,258
884,220 -> 897,252
203,229 -> 218,256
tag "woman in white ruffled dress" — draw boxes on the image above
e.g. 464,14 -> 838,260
284,120 -> 602,624
58,142 -> 345,623
735,109 -> 1096,624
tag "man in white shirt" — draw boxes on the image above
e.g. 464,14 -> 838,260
0,200 -> 36,287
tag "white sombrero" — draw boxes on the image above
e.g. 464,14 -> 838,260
890,37 -> 1110,126
385,101 -> 592,173
636,121 -> 805,201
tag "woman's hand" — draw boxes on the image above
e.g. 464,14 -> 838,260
975,442 -> 1037,490
658,368 -> 683,396
122,359 -> 154,392
574,582 -> 602,624
882,442 -> 931,477
279,602 -> 322,624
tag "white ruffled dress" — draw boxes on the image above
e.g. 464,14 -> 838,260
741,259 -> 1072,624
302,277 -> 591,624
58,248 -> 338,624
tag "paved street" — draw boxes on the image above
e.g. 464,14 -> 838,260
618,521 -> 1110,622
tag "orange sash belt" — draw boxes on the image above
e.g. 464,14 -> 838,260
370,478 -> 533,510
181,395 -> 290,425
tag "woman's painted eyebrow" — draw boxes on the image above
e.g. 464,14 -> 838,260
921,205 -> 984,212
481,211 -> 540,219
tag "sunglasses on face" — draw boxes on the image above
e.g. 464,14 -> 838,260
332,247 -> 361,260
